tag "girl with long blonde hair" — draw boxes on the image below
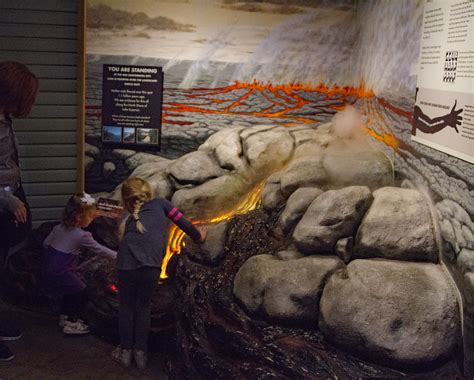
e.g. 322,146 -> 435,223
112,177 -> 205,370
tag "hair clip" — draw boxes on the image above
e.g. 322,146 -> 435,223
80,193 -> 96,205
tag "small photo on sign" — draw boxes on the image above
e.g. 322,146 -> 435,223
123,127 -> 136,143
103,126 -> 122,142
137,128 -> 159,144
443,50 -> 458,83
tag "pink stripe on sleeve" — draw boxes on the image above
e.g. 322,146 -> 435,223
173,212 -> 183,222
167,207 -> 178,218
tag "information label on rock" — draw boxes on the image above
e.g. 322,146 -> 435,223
412,0 -> 473,163
101,64 -> 163,148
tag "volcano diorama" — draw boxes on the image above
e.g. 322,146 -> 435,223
6,0 -> 474,378
6,117 -> 464,378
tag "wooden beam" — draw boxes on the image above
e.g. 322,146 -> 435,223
77,0 -> 86,192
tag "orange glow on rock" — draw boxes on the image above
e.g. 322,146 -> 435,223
160,182 -> 264,280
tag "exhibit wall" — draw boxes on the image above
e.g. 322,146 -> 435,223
85,0 -> 360,191
0,0 -> 84,227
85,0 -> 473,374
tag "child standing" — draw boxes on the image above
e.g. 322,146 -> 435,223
112,177 -> 205,370
42,193 -> 117,335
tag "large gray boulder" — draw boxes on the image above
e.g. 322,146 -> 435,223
171,174 -> 252,219
322,150 -> 394,190
279,187 -> 323,233
186,221 -> 229,265
280,157 -> 327,198
319,259 -> 461,368
198,127 -> 246,171
354,187 -> 438,263
243,126 -> 294,175
168,150 -> 226,186
233,254 -> 343,324
261,182 -> 285,211
293,186 -> 373,255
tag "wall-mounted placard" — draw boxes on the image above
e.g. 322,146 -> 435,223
412,0 -> 473,163
101,64 -> 164,149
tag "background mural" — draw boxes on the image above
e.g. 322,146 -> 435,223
85,0 -> 473,376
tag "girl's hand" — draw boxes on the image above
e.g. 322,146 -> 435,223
197,226 -> 207,243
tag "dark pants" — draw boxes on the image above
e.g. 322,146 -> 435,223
0,186 -> 31,341
0,186 -> 31,269
60,291 -> 84,321
117,267 -> 159,351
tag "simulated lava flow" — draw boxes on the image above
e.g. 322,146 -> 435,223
163,80 -> 375,127
160,182 -> 264,279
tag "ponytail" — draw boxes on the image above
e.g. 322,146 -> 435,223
121,177 -> 152,234
132,199 -> 147,233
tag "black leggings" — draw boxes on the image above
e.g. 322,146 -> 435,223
0,186 -> 31,269
60,291 -> 84,321
117,267 -> 159,351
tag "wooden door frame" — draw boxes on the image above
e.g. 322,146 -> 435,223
77,0 -> 86,192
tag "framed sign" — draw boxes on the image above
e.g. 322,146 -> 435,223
101,64 -> 164,149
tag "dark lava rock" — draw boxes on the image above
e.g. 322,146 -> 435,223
168,209 -> 462,379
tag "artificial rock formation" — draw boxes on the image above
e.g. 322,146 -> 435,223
293,186 -> 373,255
319,259 -> 461,368
354,187 -> 439,263
101,122 -> 457,372
233,254 -> 343,324
5,121 -> 463,377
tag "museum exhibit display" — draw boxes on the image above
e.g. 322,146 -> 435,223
2,0 -> 473,378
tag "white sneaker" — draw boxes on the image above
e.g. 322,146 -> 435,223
111,346 -> 132,368
59,316 -> 87,328
133,350 -> 148,370
63,320 -> 90,335
59,314 -> 68,327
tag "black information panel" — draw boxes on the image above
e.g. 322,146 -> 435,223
101,64 -> 163,148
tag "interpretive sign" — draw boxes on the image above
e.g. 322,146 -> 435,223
412,0 -> 473,163
101,64 -> 163,148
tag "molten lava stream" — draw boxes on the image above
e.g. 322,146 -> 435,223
159,182 -> 264,280
162,80 -> 375,128
363,98 -> 400,150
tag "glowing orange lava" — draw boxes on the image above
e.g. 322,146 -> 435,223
160,182 -> 264,279
363,100 -> 400,150
364,126 -> 399,150
164,80 -> 375,126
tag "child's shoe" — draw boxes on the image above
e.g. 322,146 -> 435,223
59,314 -> 68,327
59,315 -> 87,328
111,346 -> 132,368
0,342 -> 14,361
0,328 -> 21,340
133,350 -> 148,370
0,324 -> 22,341
63,319 -> 89,335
